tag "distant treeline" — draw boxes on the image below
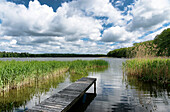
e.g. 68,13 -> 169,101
0,52 -> 106,57
107,28 -> 170,58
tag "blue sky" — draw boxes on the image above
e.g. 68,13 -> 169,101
0,0 -> 170,54
7,0 -> 71,11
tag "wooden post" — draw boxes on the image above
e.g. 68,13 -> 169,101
94,81 -> 96,94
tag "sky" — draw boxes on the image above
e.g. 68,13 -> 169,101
0,0 -> 170,54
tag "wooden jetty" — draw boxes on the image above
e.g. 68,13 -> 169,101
28,77 -> 96,112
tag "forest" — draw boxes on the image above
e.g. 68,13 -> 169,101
107,28 -> 170,58
0,52 -> 106,57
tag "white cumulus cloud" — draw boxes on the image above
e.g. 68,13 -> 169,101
0,0 -> 170,54
102,26 -> 134,43
128,0 -> 170,31
0,0 -> 103,41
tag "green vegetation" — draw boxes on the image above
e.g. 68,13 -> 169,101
123,58 -> 170,85
107,28 -> 170,58
0,74 -> 67,111
108,28 -> 170,85
69,60 -> 108,82
0,60 -> 69,91
107,40 -> 158,58
0,52 -> 106,57
0,60 -> 108,92
154,28 -> 170,56
0,59 -> 108,111
107,47 -> 128,58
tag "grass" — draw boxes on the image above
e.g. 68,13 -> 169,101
0,60 -> 108,92
123,58 -> 170,85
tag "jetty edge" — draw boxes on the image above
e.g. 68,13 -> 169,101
28,77 -> 96,112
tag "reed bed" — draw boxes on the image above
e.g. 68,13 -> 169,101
0,74 -> 67,111
0,60 -> 69,91
68,60 -> 108,82
123,58 -> 170,85
69,60 -> 108,75
0,60 -> 108,91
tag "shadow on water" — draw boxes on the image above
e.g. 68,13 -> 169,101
0,74 -> 67,112
68,93 -> 97,112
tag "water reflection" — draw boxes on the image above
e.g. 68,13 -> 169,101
124,75 -> 170,112
0,74 -> 67,111
85,58 -> 170,112
69,67 -> 108,82
126,75 -> 170,97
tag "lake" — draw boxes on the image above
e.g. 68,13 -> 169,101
0,57 -> 169,112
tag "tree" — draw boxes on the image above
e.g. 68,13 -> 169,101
154,28 -> 170,56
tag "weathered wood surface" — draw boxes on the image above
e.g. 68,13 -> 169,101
28,77 -> 96,112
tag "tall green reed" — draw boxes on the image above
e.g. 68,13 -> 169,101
0,60 -> 108,91
123,58 -> 170,85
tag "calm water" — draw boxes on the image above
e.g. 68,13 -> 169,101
0,57 -> 169,112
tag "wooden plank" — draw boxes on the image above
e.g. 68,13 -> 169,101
28,77 -> 96,112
